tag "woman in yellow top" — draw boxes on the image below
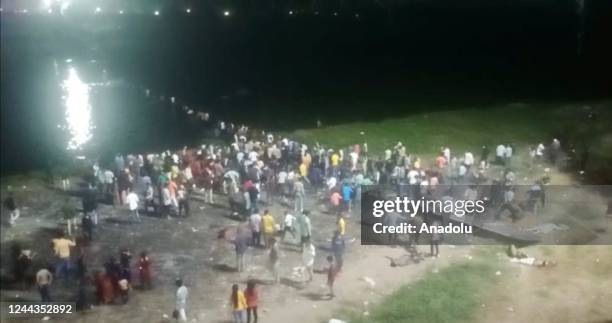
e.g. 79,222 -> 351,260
230,284 -> 247,323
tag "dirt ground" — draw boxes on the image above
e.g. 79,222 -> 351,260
1,155 -> 611,323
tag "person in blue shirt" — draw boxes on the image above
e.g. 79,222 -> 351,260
341,182 -> 353,213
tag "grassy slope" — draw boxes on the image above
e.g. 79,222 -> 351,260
349,251 -> 501,323
288,102 -> 604,156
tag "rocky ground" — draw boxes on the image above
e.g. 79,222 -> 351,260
1,154 -> 611,323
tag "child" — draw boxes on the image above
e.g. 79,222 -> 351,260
244,280 -> 258,323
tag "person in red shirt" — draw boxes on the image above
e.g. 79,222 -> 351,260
435,153 -> 447,169
138,251 -> 152,290
245,280 -> 259,323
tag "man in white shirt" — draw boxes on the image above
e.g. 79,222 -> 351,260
281,211 -> 296,241
162,186 -> 172,219
536,143 -> 545,161
302,240 -> 316,283
496,144 -> 506,165
175,279 -> 188,322
326,176 -> 337,191
464,152 -> 474,167
504,145 -> 513,166
126,191 -> 140,222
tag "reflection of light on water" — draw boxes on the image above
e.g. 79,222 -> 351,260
61,67 -> 93,150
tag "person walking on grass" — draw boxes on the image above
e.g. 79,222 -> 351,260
230,283 -> 247,323
245,280 -> 259,323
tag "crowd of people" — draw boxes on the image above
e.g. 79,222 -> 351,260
3,96 -> 568,322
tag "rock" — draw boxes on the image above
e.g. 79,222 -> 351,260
162,314 -> 169,319
495,271 -> 502,276
507,307 -> 514,312
363,311 -> 370,316
328,319 -> 347,323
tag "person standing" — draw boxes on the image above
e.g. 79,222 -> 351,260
230,284 -> 247,323
36,265 -> 53,302
293,178 -> 305,213
234,226 -> 249,272
249,210 -> 262,247
174,279 -> 188,322
51,233 -> 76,284
325,255 -> 337,298
162,186 -> 172,219
281,211 -> 296,242
302,239 -> 316,283
245,280 -> 259,323
430,220 -> 442,258
177,185 -> 190,217
4,195 -> 20,227
341,182 -> 353,213
138,251 -> 152,290
144,182 -> 156,216
126,191 -> 140,222
331,230 -> 345,271
261,210 -> 276,249
496,144 -> 506,165
298,211 -> 312,251
269,238 -> 280,284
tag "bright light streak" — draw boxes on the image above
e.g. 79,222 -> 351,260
61,68 -> 93,150
95,7 -> 101,14
289,10 -> 293,15
224,10 -> 230,16
154,10 -> 160,16
186,8 -> 191,13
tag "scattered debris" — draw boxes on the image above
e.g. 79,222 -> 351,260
360,276 -> 376,288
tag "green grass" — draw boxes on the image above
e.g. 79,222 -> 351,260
348,257 -> 500,323
288,102 -> 609,157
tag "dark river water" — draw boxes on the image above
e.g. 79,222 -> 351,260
1,0 -> 611,173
